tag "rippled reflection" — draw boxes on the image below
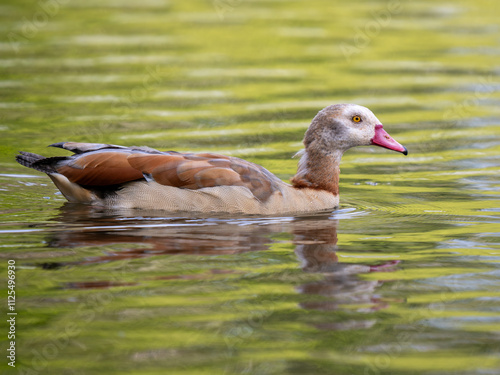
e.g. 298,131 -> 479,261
3,0 -> 500,372
294,218 -> 399,317
43,204 -> 399,320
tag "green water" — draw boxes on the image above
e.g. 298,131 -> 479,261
1,0 -> 500,374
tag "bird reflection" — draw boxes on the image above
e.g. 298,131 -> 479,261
47,204 -> 275,259
44,203 -> 399,320
294,218 -> 398,316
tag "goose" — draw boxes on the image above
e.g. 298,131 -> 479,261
16,104 -> 407,214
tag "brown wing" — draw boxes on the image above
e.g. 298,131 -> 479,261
127,152 -> 282,201
49,142 -> 282,201
56,150 -> 144,186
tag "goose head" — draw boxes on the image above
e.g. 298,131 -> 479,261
304,104 -> 407,156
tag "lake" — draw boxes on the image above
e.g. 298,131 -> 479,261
1,0 -> 499,374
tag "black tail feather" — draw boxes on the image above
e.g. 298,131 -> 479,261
15,151 -> 44,169
15,151 -> 65,174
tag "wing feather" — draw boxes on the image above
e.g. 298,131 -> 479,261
44,143 -> 282,201
127,152 -> 281,200
57,151 -> 143,186
193,167 -> 242,188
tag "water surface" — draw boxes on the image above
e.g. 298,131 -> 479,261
1,0 -> 499,374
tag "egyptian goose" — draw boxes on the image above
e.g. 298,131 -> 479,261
16,104 -> 407,214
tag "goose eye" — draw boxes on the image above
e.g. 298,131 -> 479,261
352,115 -> 362,123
